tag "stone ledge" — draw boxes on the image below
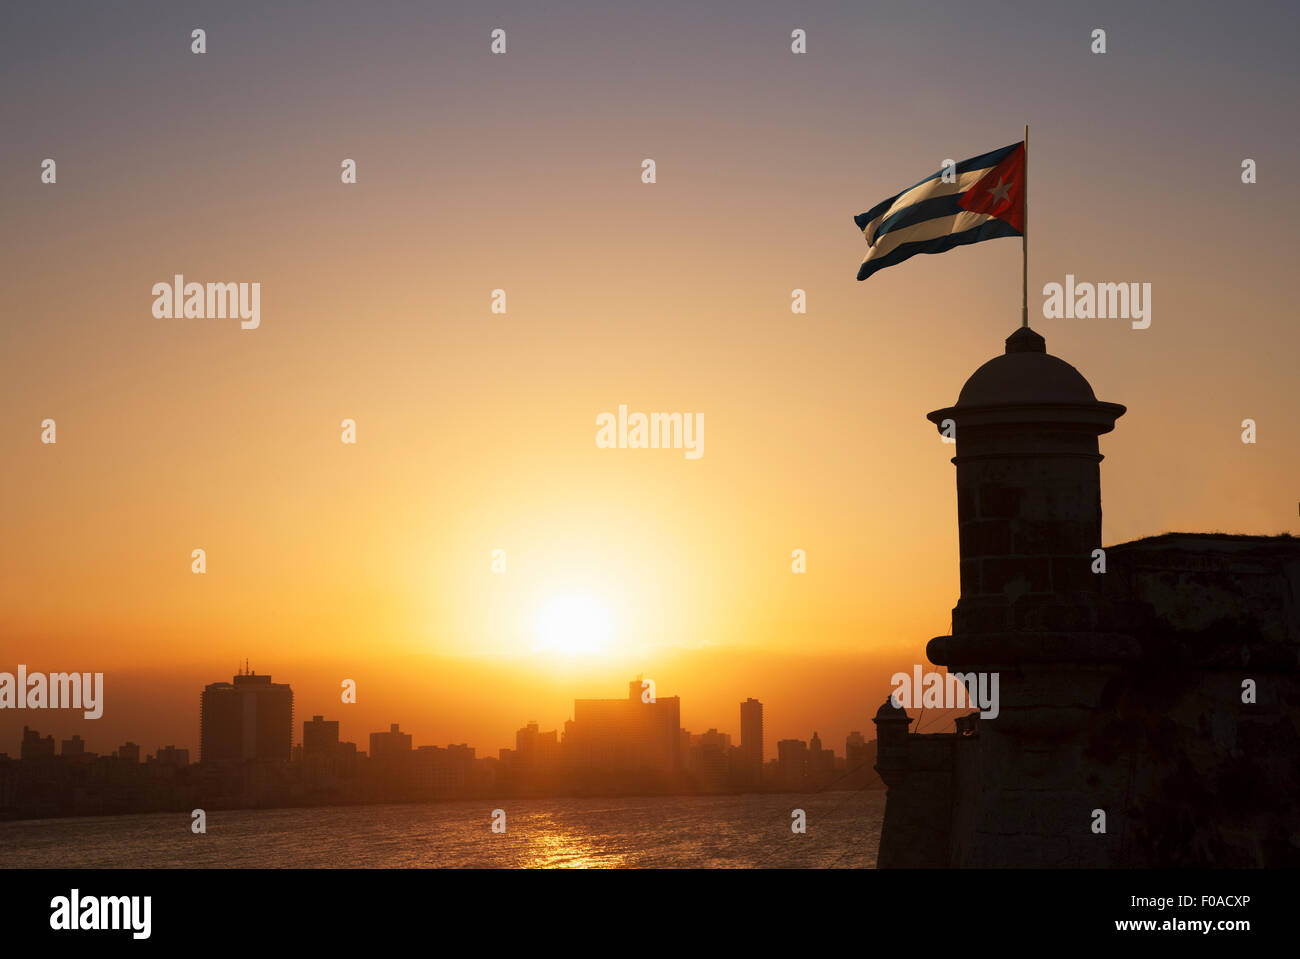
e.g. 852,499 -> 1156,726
927,631 -> 1142,666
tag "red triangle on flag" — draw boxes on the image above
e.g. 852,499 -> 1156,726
958,142 -> 1025,233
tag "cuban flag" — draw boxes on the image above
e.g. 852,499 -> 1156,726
854,141 -> 1025,281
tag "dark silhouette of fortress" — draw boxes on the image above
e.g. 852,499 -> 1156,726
874,327 -> 1300,867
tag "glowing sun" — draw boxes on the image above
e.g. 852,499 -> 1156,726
534,593 -> 614,655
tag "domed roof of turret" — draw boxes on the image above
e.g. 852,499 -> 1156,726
875,696 -> 908,720
928,326 -> 1126,435
955,327 -> 1097,408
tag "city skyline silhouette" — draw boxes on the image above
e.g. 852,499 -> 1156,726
3,0 -> 1298,891
4,666 -> 891,824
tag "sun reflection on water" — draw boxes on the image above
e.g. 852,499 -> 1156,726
519,825 -> 629,868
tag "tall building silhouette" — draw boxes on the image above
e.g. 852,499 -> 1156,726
740,698 -> 763,786
303,715 -> 339,759
115,742 -> 140,764
513,721 -> 560,777
808,731 -> 834,788
369,723 -> 412,759
844,730 -> 878,789
20,727 -> 54,760
776,738 -> 807,790
685,728 -> 732,792
60,735 -> 90,759
567,679 -> 681,775
199,667 -> 293,762
152,745 -> 189,766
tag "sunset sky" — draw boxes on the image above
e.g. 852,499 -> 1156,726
2,1 -> 1297,760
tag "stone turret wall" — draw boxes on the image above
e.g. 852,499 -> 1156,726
953,432 -> 1107,634
875,329 -> 1300,868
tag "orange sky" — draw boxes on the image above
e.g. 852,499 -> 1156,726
2,1 -> 1297,759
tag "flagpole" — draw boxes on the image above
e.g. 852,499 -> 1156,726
1021,124 -> 1029,328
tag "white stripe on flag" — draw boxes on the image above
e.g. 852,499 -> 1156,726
861,165 -> 998,246
858,211 -> 997,268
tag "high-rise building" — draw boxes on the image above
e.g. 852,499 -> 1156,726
740,698 -> 764,786
843,730 -> 877,789
20,727 -> 54,760
367,723 -> 414,791
303,715 -> 340,759
845,730 -> 866,757
686,728 -> 732,792
369,723 -> 412,759
777,738 -> 808,790
199,667 -> 293,762
515,721 -> 539,761
512,721 -> 560,778
151,745 -> 190,766
808,731 -> 835,788
413,743 -> 476,794
60,734 -> 92,759
116,742 -> 141,764
567,678 -> 681,776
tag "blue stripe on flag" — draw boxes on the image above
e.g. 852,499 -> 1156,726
853,142 -> 1021,232
856,218 -> 1021,281
870,193 -> 966,247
